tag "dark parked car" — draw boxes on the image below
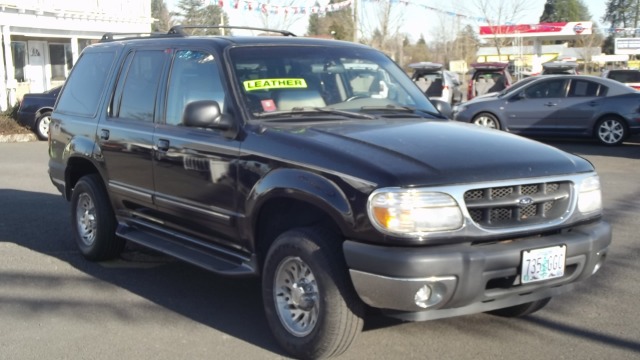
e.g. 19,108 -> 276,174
48,26 -> 610,359
17,86 -> 61,140
601,69 -> 640,90
467,62 -> 513,101
453,75 -> 640,146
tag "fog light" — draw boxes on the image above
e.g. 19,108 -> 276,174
414,285 -> 432,308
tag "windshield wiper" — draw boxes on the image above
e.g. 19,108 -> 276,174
360,105 -> 445,119
255,107 -> 375,120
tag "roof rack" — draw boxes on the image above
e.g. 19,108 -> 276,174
168,25 -> 296,37
100,31 -> 182,42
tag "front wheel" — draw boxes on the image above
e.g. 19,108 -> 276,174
70,174 -> 124,261
595,117 -> 627,146
35,111 -> 52,140
262,227 -> 364,359
487,297 -> 551,317
472,112 -> 501,130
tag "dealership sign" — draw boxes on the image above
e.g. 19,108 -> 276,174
479,22 -> 593,38
615,38 -> 640,55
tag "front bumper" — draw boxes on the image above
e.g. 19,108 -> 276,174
343,221 -> 611,321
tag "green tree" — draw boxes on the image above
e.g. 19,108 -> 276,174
603,0 -> 640,29
539,0 -> 592,22
151,0 -> 172,32
173,0 -> 230,35
306,1 -> 354,40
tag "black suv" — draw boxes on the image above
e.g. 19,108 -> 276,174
48,26 -> 611,359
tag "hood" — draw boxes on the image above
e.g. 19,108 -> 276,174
257,119 -> 593,188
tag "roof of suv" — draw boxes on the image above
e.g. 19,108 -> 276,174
96,25 -> 371,49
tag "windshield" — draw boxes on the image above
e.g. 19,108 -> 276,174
229,45 -> 438,119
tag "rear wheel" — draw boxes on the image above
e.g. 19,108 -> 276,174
487,297 -> 551,318
595,117 -> 627,146
70,174 -> 124,261
472,112 -> 501,130
35,111 -> 52,140
262,226 -> 364,359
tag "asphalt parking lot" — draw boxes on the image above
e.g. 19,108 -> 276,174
1,139 -> 639,360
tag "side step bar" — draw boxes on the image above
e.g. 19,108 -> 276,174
116,221 -> 257,276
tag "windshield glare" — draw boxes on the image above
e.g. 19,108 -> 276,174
229,45 -> 437,118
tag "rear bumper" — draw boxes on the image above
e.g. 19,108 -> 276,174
343,221 -> 611,321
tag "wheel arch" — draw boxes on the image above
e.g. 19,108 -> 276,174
245,168 -> 355,269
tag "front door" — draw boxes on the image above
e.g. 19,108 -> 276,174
26,41 -> 47,93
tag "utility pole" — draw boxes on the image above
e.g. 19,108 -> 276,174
353,0 -> 359,42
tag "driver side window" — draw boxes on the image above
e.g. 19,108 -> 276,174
165,50 -> 225,126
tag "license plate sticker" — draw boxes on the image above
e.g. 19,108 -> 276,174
521,245 -> 566,284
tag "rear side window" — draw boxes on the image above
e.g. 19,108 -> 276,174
56,51 -> 115,117
568,80 -> 604,97
111,50 -> 166,122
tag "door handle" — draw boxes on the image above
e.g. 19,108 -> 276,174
155,139 -> 170,152
544,102 -> 557,107
589,101 -> 598,106
99,129 -> 110,140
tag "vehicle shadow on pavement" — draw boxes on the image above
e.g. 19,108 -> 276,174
2,187 -> 640,357
0,189 -> 286,356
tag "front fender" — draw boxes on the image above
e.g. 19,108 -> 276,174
245,168 -> 354,230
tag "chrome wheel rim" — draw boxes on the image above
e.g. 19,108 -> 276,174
473,115 -> 498,129
273,256 -> 319,337
76,193 -> 97,246
598,119 -> 624,144
38,115 -> 51,138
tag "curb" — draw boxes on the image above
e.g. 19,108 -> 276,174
0,133 -> 38,143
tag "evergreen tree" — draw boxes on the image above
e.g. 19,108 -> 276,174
306,0 -> 354,40
539,0 -> 592,23
151,0 -> 172,32
174,0 -> 230,35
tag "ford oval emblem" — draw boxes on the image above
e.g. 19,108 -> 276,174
518,197 -> 534,206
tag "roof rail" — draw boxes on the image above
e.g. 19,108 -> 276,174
168,25 -> 297,37
100,31 -> 183,42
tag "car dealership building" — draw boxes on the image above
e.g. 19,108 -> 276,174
0,0 -> 152,111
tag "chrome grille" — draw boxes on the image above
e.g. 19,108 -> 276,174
464,181 -> 571,228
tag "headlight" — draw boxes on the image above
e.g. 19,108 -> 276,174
368,189 -> 463,236
577,175 -> 602,214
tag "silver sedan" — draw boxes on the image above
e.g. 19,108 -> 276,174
452,75 -> 640,145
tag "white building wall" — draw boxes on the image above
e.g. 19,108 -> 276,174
0,0 -> 153,110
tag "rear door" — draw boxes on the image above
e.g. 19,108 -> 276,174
553,79 -> 604,135
99,48 -> 169,212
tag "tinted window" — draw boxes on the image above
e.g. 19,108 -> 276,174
608,70 -> 640,82
114,50 -> 165,122
56,51 -> 115,117
568,80 -> 602,97
524,79 -> 567,98
165,50 -> 225,126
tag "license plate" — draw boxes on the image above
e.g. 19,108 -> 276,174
521,245 -> 566,284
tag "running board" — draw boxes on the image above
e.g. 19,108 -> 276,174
116,222 -> 257,276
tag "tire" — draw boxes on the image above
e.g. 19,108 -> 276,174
595,117 -> 627,146
487,297 -> 551,318
472,112 -> 501,130
70,174 -> 124,261
35,111 -> 52,141
262,227 -> 364,359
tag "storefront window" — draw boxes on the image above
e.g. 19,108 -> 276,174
11,42 -> 27,82
50,43 -> 73,81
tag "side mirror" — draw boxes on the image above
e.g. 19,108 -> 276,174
183,100 -> 233,131
430,99 -> 453,119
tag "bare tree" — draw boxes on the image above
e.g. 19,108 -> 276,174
256,0 -> 307,32
359,1 -> 405,61
467,0 -> 534,59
